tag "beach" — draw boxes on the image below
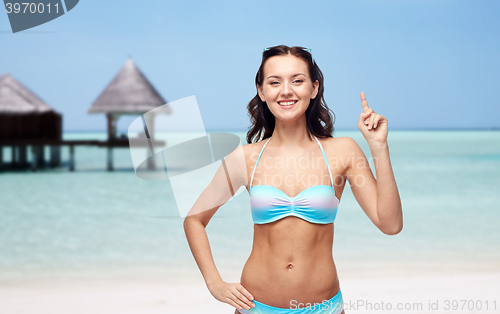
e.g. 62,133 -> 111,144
1,270 -> 499,313
0,130 -> 499,313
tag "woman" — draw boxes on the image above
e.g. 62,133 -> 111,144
184,45 -> 403,313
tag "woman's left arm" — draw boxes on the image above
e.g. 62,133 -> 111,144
344,92 -> 403,235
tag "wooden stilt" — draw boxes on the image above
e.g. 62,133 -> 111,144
19,145 -> 27,166
36,145 -> 45,167
107,114 -> 118,140
50,145 -> 61,167
107,147 -> 113,171
144,114 -> 156,170
31,145 -> 38,172
11,145 -> 17,166
69,145 -> 75,171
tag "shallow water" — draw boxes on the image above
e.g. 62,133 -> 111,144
0,130 -> 498,282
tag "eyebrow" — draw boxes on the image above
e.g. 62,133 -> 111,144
266,73 -> 307,80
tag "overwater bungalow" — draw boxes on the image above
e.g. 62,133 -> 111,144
88,59 -> 171,169
0,73 -> 62,168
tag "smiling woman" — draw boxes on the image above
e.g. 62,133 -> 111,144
183,45 -> 403,314
247,46 -> 333,144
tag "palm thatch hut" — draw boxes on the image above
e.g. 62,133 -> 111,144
0,74 -> 62,168
88,59 -> 171,170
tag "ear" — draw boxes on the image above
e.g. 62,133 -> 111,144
311,80 -> 319,99
257,85 -> 266,102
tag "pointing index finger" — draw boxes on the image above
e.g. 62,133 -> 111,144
360,92 -> 369,112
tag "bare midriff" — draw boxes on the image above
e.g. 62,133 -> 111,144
240,216 -> 339,308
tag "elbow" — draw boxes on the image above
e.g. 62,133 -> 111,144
381,223 -> 403,236
183,215 -> 206,233
183,216 -> 195,234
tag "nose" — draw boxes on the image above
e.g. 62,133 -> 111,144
281,81 -> 293,97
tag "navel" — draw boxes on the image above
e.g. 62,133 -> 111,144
287,263 -> 294,270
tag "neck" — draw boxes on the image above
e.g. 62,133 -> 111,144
270,116 -> 313,147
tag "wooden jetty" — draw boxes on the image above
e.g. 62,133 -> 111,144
0,138 -> 164,171
0,59 -> 170,172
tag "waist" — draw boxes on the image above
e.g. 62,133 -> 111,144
241,254 -> 339,308
241,221 -> 338,307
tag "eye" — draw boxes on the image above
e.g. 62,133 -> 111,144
270,81 -> 280,85
293,79 -> 304,84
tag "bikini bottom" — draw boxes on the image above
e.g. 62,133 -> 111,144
238,288 -> 343,314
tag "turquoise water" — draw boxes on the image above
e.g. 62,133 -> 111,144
0,130 -> 499,282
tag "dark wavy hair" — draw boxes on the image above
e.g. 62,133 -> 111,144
246,45 -> 336,144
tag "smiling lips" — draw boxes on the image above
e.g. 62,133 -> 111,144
278,100 -> 298,108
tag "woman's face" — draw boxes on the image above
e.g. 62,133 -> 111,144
258,54 -> 319,121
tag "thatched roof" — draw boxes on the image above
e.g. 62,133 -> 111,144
88,59 -> 170,114
0,74 -> 59,115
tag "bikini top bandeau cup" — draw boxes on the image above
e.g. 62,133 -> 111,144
249,135 -> 340,225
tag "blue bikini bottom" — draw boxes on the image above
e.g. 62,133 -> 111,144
238,288 -> 343,314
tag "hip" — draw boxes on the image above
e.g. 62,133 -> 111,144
240,253 -> 340,308
237,287 -> 344,314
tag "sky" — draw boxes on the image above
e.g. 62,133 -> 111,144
1,0 -> 499,132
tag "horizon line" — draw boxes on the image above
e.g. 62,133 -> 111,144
62,127 -> 500,133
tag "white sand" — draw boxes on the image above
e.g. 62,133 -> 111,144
1,270 -> 499,314
340,272 -> 500,314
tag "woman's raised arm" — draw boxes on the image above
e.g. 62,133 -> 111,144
345,92 -> 403,235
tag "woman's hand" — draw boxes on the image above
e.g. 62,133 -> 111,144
208,280 -> 255,311
357,92 -> 388,145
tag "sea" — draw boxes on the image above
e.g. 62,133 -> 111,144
0,130 -> 499,283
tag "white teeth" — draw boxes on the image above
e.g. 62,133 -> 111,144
279,101 -> 296,106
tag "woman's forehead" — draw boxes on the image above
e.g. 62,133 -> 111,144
263,55 -> 309,78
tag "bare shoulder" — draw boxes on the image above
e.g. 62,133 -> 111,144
233,139 -> 270,190
319,136 -> 360,155
225,139 -> 259,156
226,138 -> 269,170
319,136 -> 366,172
334,136 -> 364,157
240,139 -> 269,166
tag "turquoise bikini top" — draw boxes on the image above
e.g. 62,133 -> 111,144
249,135 -> 340,225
